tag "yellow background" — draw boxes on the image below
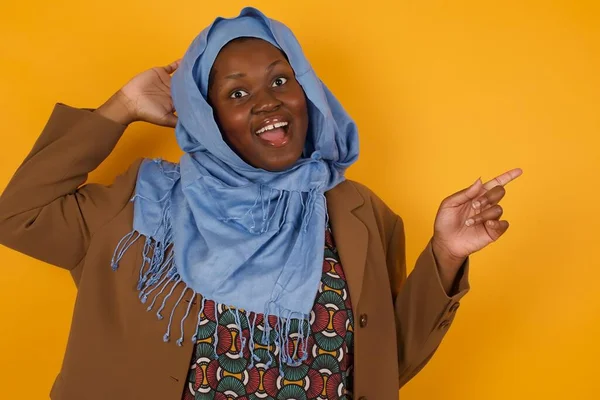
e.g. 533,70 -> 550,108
0,0 -> 598,398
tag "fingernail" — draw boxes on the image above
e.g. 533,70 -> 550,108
472,200 -> 481,209
465,218 -> 474,226
487,220 -> 495,227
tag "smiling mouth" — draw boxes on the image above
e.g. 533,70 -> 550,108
255,121 -> 291,148
255,121 -> 288,134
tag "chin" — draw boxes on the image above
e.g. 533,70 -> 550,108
262,161 -> 296,172
260,150 -> 303,172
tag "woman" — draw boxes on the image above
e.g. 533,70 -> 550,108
0,7 -> 521,400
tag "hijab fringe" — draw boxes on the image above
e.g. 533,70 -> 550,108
110,185 -> 314,373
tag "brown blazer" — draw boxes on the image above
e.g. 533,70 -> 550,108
0,104 -> 469,400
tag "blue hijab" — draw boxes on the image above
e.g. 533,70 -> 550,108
112,7 -> 358,369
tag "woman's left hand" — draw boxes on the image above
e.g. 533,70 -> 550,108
431,168 -> 523,282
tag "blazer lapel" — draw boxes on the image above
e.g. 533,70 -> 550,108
326,181 -> 368,313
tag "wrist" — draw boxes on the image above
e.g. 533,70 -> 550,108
431,238 -> 466,274
95,90 -> 136,126
431,238 -> 466,296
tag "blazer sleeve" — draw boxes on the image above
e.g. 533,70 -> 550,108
0,103 -> 142,271
387,215 -> 470,387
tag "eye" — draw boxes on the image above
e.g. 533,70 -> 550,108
272,77 -> 288,87
230,90 -> 249,99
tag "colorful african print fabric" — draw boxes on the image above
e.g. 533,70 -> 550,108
182,227 -> 354,399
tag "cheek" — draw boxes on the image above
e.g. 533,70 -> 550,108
218,107 -> 251,142
286,89 -> 309,129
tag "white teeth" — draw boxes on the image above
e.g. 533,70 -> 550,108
256,121 -> 288,135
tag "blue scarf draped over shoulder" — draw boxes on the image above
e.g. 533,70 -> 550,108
111,7 -> 359,369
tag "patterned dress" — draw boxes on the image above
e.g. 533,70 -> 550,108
182,227 -> 354,400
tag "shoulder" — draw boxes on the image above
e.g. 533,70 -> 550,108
127,158 -> 181,205
330,179 -> 402,246
138,158 -> 180,176
134,158 -> 180,187
341,179 -> 399,220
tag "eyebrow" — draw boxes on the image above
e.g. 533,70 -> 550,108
223,59 -> 285,80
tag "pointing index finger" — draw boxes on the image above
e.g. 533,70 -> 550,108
483,168 -> 523,190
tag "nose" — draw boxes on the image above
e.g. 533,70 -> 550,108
251,89 -> 282,114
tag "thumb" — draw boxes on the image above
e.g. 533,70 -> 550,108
441,177 -> 483,208
465,177 -> 483,197
161,113 -> 178,128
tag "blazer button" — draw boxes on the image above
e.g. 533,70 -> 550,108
359,314 -> 368,328
438,320 -> 450,330
449,302 -> 460,313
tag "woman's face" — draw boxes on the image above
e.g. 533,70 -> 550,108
208,38 -> 309,172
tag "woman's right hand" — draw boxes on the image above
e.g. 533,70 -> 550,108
96,59 -> 181,127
